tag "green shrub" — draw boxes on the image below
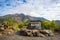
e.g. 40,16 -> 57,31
42,20 -> 57,31
14,27 -> 20,31
18,23 -> 24,28
41,21 -> 51,29
24,20 -> 30,26
50,21 -> 56,31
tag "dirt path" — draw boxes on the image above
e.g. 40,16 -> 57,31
0,33 -> 60,40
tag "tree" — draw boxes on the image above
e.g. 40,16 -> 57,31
24,20 -> 30,26
7,19 -> 15,26
42,20 -> 57,31
18,23 -> 24,28
41,21 -> 51,29
50,20 -> 56,31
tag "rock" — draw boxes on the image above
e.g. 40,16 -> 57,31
1,29 -> 15,36
7,29 -> 15,35
7,32 -> 12,35
26,30 -> 33,37
32,30 -> 39,36
37,33 -> 46,37
0,33 -> 2,37
48,31 -> 54,37
2,31 -> 7,35
39,30 -> 54,37
43,30 -> 54,36
0,27 -> 4,31
32,30 -> 46,37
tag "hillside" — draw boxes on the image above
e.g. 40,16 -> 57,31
0,13 -> 48,23
55,20 -> 60,25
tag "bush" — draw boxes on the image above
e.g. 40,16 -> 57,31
18,20 -> 30,29
14,27 -> 20,31
41,21 -> 51,29
42,20 -> 57,31
18,23 -> 24,28
50,21 -> 56,31
24,20 -> 30,26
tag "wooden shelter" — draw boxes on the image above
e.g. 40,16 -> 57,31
27,20 -> 43,30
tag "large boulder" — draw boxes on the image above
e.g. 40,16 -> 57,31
20,29 -> 33,36
32,30 -> 46,37
20,29 -> 54,37
37,32 -> 46,37
26,30 -> 33,36
39,30 -> 54,37
32,30 -> 39,36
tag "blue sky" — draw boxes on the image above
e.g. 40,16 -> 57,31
0,0 -> 60,20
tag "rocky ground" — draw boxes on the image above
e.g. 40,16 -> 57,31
0,32 -> 60,40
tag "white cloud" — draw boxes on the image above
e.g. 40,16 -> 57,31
0,0 -> 60,20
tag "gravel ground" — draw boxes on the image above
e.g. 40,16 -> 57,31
0,32 -> 60,40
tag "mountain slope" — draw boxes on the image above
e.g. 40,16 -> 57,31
55,20 -> 60,26
0,13 -> 48,23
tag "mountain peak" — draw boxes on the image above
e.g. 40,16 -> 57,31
0,13 -> 48,23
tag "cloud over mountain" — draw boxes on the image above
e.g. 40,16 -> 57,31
0,0 -> 60,20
